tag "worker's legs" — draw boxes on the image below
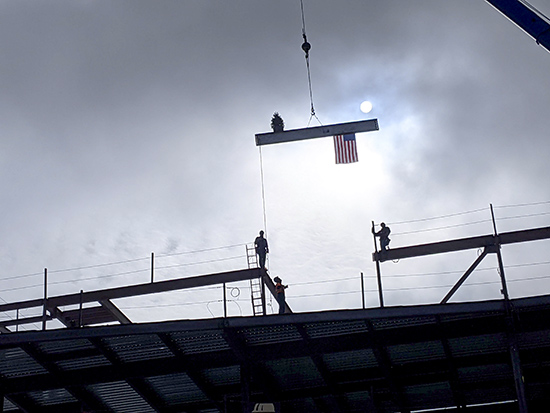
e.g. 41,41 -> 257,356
277,294 -> 285,314
258,253 -> 266,269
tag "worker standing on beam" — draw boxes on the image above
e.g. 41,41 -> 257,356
254,230 -> 269,270
373,222 -> 391,251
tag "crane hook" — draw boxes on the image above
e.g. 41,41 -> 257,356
301,33 -> 311,58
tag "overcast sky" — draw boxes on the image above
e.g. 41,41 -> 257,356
1,1 -> 549,327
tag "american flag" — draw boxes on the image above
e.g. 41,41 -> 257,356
333,133 -> 358,164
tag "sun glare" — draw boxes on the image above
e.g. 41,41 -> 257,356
360,100 -> 373,114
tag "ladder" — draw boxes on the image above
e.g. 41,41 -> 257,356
246,244 -> 265,316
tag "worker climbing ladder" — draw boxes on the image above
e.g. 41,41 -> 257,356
246,244 -> 265,316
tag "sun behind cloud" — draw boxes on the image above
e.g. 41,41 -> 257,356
360,100 -> 373,113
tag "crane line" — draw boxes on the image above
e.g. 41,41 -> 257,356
300,0 -> 322,126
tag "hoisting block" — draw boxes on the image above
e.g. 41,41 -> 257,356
255,118 -> 379,146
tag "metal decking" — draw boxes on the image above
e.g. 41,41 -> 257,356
1,294 -> 550,412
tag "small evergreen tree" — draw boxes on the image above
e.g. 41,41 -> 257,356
271,112 -> 284,132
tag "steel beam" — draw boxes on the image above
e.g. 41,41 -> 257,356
373,226 -> 550,262
440,248 -> 490,304
255,119 -> 379,146
295,323 -> 345,412
364,320 -> 410,413
0,268 -> 262,315
99,299 -> 132,324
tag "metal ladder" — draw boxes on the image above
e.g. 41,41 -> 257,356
246,244 -> 264,316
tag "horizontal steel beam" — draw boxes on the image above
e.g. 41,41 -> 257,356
373,226 -> 550,262
255,119 -> 379,146
5,293 -> 550,346
0,268 -> 262,314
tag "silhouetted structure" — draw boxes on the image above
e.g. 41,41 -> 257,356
1,294 -> 550,411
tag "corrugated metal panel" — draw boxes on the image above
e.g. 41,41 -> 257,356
518,329 -> 550,349
240,324 -> 301,345
388,340 -> 446,364
27,388 -> 77,406
404,382 -> 453,410
147,373 -> 208,405
102,334 -> 173,362
463,386 -> 516,406
88,381 -> 156,413
371,315 -> 436,330
170,330 -> 230,354
439,311 -> 501,323
449,333 -> 508,356
56,354 -> 112,371
345,390 -> 373,411
264,357 -> 324,391
305,320 -> 369,338
37,338 -> 95,354
323,348 -> 377,371
3,398 -> 19,412
0,294 -> 549,412
202,365 -> 240,386
0,347 -> 47,378
458,364 -> 512,383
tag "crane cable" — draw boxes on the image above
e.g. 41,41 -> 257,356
259,146 -> 268,239
256,1 -> 318,269
300,0 -> 322,126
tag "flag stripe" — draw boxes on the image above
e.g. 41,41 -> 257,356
333,134 -> 358,164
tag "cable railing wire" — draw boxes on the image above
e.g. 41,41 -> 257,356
0,244 -> 250,297
380,201 -> 550,239
1,242 -> 249,282
48,256 -> 150,274
2,202 -> 549,314
391,219 -> 492,237
494,200 -> 550,209
387,207 -> 488,226
492,211 -> 550,222
155,243 -> 247,258
154,255 -> 245,271
387,200 -> 550,227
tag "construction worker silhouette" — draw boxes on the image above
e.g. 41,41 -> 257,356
373,222 -> 391,251
254,230 -> 269,269
274,276 -> 288,314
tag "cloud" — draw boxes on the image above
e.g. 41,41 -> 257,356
1,1 -> 549,322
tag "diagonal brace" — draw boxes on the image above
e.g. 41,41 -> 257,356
440,248 -> 490,304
